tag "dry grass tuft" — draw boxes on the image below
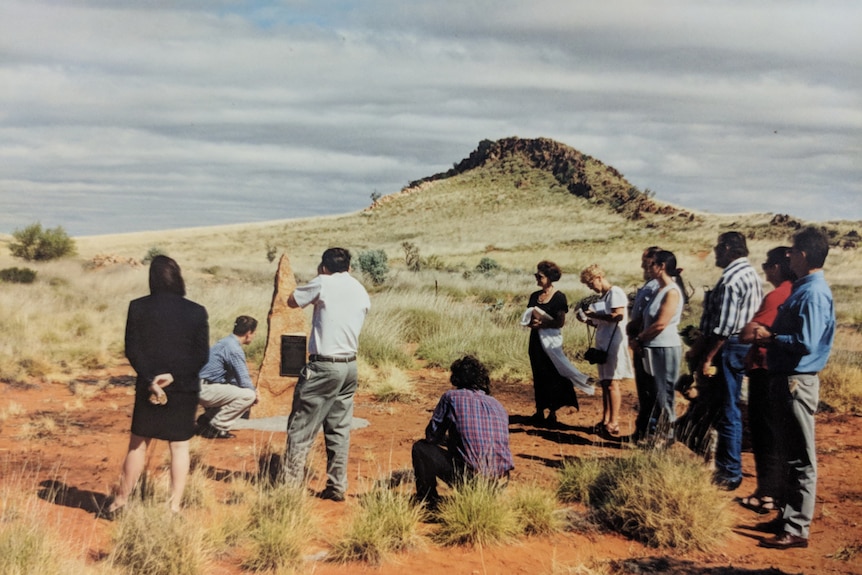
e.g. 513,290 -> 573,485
328,486 -> 425,564
433,476 -> 520,547
243,484 -> 315,572
109,502 -> 211,575
576,450 -> 732,551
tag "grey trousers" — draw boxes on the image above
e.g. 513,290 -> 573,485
198,383 -> 256,431
283,360 -> 357,495
775,373 -> 819,539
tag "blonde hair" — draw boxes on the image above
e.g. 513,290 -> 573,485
579,264 -> 604,285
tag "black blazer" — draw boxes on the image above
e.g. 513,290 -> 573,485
125,292 -> 209,393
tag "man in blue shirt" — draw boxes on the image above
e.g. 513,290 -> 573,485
197,316 -> 259,439
754,227 -> 835,550
412,355 -> 514,509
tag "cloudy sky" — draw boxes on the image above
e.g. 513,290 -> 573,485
1,1 -> 860,236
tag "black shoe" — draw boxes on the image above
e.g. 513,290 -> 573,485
759,533 -> 809,549
316,488 -> 345,502
751,516 -> 784,534
713,476 -> 742,491
197,424 -> 236,439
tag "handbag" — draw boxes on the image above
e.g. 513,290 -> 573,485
585,322 -> 618,365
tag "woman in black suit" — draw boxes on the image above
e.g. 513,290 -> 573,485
103,255 -> 209,517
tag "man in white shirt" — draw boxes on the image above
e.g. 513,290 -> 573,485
282,247 -> 371,501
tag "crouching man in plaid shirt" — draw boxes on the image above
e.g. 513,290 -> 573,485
412,355 -> 514,508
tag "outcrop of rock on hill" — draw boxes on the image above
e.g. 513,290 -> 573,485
401,136 -> 695,221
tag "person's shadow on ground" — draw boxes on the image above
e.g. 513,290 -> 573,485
37,479 -> 109,514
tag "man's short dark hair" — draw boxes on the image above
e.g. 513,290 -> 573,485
718,231 -> 749,260
233,315 -> 258,336
536,260 -> 562,283
449,355 -> 490,395
322,247 -> 351,273
793,227 -> 830,269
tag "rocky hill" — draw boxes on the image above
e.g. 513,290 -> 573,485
400,136 -> 695,222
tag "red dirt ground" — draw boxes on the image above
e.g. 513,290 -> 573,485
1,364 -> 861,575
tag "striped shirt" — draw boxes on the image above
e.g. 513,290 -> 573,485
425,388 -> 514,478
700,257 -> 763,339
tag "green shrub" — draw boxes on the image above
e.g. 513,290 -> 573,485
357,249 -> 389,285
0,267 -> 37,284
9,223 -> 76,261
402,241 -> 421,271
475,257 -> 500,276
143,246 -> 167,264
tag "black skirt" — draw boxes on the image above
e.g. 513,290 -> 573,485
131,387 -> 199,441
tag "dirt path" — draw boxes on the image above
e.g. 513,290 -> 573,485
1,366 -> 861,574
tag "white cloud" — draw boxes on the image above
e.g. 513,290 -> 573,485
0,0 -> 860,235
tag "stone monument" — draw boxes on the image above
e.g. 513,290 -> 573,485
254,253 -> 307,417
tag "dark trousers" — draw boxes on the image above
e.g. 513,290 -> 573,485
412,439 -> 463,501
633,351 -> 656,439
747,369 -> 787,502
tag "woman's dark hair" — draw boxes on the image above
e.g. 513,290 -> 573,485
233,315 -> 258,336
654,250 -> 689,305
765,246 -> 796,282
149,255 -> 186,296
449,355 -> 490,395
322,247 -> 351,273
536,260 -> 562,283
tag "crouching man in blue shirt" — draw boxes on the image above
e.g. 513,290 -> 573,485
753,227 -> 835,550
197,316 -> 259,439
412,355 -> 514,509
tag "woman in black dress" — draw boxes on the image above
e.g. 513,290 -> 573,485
527,260 -> 579,426
103,256 -> 209,517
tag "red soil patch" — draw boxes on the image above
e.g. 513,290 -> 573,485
1,365 -> 861,575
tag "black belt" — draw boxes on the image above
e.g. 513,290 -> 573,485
308,354 -> 356,363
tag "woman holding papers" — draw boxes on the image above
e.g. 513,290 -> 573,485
579,264 -> 634,436
525,260 -> 593,427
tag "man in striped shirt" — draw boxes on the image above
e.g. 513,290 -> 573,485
412,355 -> 514,508
688,231 -> 763,490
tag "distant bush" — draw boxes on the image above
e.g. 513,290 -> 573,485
475,257 -> 501,276
265,244 -> 278,263
0,267 -> 37,284
9,223 -> 76,261
402,241 -> 421,272
357,249 -> 389,285
142,247 -> 167,265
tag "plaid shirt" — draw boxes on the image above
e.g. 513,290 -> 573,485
425,388 -> 514,478
700,257 -> 763,339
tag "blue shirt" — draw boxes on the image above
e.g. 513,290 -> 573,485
631,278 -> 659,324
198,334 -> 254,389
767,271 -> 835,375
425,388 -> 514,478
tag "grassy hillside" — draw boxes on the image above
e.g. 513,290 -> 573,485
1,137 -> 860,405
